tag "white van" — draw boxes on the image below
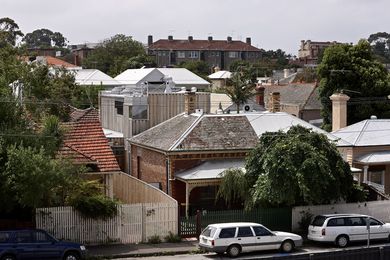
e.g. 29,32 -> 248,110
308,214 -> 390,247
198,222 -> 302,257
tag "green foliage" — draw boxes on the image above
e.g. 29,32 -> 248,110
318,40 -> 390,129
82,34 -> 149,76
147,234 -> 162,244
0,17 -> 23,46
23,28 -> 67,48
217,168 -> 250,208
40,115 -> 64,156
177,60 -> 211,79
164,232 -> 181,243
367,32 -> 390,63
293,68 -> 317,83
219,126 -> 356,208
224,72 -> 256,113
68,180 -> 119,220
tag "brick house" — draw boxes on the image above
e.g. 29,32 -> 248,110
128,93 -> 346,216
147,35 -> 262,70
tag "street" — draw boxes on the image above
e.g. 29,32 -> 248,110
115,240 -> 390,260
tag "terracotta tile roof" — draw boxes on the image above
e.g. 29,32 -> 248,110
44,56 -> 77,68
149,39 -> 261,52
58,108 -> 120,172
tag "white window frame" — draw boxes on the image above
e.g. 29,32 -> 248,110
229,51 -> 239,58
177,51 -> 185,58
189,51 -> 199,58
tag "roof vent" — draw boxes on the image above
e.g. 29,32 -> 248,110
370,115 -> 377,119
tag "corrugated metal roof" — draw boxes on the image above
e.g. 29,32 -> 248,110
332,119 -> 390,146
175,159 -> 244,180
115,68 -> 160,85
74,69 -> 122,86
157,68 -> 210,86
208,70 -> 232,79
355,151 -> 390,164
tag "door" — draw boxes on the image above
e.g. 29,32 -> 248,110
252,225 -> 280,251
236,227 -> 257,253
346,217 -> 367,241
14,231 -> 36,259
367,217 -> 388,240
32,230 -> 62,259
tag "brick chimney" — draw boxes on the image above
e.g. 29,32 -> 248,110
246,37 -> 251,45
208,36 -> 213,42
188,36 -> 193,42
269,92 -> 280,113
184,92 -> 196,115
330,93 -> 350,131
168,35 -> 173,41
227,36 -> 232,43
255,85 -> 265,107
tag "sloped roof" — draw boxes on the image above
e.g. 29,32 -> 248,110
149,39 -> 261,52
332,119 -> 390,146
264,83 -> 321,110
208,70 -> 232,79
58,108 -> 120,172
157,68 -> 210,86
115,68 -> 159,85
129,111 -> 348,152
355,151 -> 390,164
73,69 -> 122,86
43,56 -> 78,68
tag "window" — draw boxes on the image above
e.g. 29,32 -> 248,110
189,51 -> 199,58
311,215 -> 326,226
177,51 -> 185,58
368,218 -> 383,226
34,231 -> 52,243
327,218 -> 345,227
201,227 -> 217,238
219,228 -> 236,238
115,100 -> 123,115
0,232 -> 10,243
253,226 -> 273,236
237,227 -> 254,237
16,231 -> 33,243
229,51 -> 239,58
345,217 -> 365,226
130,105 -> 148,120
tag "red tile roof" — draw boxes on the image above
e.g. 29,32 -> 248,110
44,56 -> 78,68
149,39 -> 261,52
58,108 -> 120,172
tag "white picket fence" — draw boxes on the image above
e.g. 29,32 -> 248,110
36,203 -> 178,245
292,200 -> 390,231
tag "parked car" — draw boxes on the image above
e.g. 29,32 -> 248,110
0,229 -> 87,260
307,214 -> 390,247
198,222 -> 302,257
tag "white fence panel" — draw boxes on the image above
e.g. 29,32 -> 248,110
292,200 -> 390,231
36,203 -> 178,245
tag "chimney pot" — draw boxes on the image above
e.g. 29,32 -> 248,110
227,36 -> 232,43
188,36 -> 193,42
246,37 -> 251,45
168,35 -> 173,41
148,35 -> 153,46
184,92 -> 196,115
208,36 -> 213,42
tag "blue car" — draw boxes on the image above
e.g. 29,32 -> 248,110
0,229 -> 86,260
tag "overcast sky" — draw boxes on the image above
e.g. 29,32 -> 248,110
2,0 -> 389,55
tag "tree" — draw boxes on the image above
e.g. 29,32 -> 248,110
82,34 -> 150,76
318,40 -> 390,130
367,32 -> 390,63
223,71 -> 256,113
218,126 -> 363,208
177,60 -> 211,79
0,17 -> 23,46
23,28 -> 67,48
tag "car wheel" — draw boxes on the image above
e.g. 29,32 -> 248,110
227,244 -> 241,258
63,252 -> 80,260
336,235 -> 349,248
1,255 -> 16,260
281,240 -> 294,253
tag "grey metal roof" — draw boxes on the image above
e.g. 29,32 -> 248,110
175,159 -> 244,181
157,68 -> 210,86
129,111 -> 350,152
208,70 -> 232,79
355,151 -> 390,164
332,119 -> 390,146
74,69 -> 122,86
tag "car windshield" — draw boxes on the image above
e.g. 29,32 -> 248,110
201,226 -> 216,238
311,216 -> 327,226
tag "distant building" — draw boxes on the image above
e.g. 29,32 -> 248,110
147,35 -> 262,70
69,43 -> 99,66
298,40 -> 340,65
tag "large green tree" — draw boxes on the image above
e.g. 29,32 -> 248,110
0,17 -> 24,47
218,126 -> 363,208
23,28 -> 67,48
83,34 -> 152,76
223,71 -> 256,113
368,32 -> 390,63
318,40 -> 390,130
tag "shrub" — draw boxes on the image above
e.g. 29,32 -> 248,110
164,232 -> 181,243
70,194 -> 118,220
147,234 -> 161,244
298,210 -> 313,234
